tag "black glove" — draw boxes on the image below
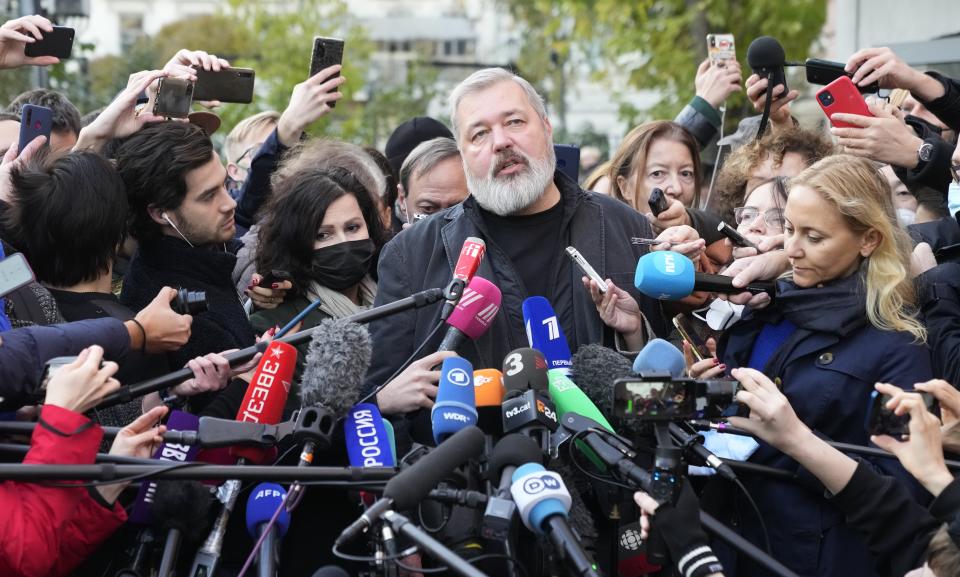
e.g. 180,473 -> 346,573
649,479 -> 723,577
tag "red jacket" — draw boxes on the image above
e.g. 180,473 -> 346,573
0,405 -> 127,577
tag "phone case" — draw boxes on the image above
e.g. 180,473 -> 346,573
0,253 -> 35,298
193,67 -> 256,103
310,37 -> 344,107
18,104 -> 52,152
806,58 -> 879,93
24,26 -> 74,58
154,77 -> 195,118
816,76 -> 873,129
707,34 -> 735,63
554,144 -> 580,183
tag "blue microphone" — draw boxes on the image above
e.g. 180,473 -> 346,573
510,463 -> 600,577
634,251 -> 775,300
344,403 -> 395,468
431,356 -> 478,444
523,296 -> 573,375
632,338 -> 687,377
246,483 -> 290,577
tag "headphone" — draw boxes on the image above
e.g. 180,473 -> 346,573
161,212 -> 195,248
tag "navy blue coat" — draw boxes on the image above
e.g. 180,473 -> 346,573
716,275 -> 933,577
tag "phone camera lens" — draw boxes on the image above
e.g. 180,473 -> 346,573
818,91 -> 834,106
316,45 -> 326,58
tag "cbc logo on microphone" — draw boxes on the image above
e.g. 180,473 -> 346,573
522,474 -> 561,495
448,368 -> 470,386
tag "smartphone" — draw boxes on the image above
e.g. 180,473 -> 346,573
24,25 -> 74,59
0,253 -> 35,298
672,313 -> 716,362
706,34 -> 736,64
310,36 -> 344,107
816,76 -> 873,129
192,67 -> 256,103
865,391 -> 937,437
565,246 -> 606,294
259,269 -> 293,287
806,58 -> 879,94
717,221 -> 759,250
648,188 -> 669,216
554,144 -> 580,183
153,77 -> 195,119
18,104 -> 52,152
39,356 -> 104,395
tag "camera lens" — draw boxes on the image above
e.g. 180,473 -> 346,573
818,91 -> 834,106
172,288 -> 208,315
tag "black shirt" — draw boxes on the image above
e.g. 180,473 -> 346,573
479,198 -> 564,301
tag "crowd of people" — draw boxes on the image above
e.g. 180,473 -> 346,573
2,11 -> 960,577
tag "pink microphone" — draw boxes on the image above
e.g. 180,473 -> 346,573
437,276 -> 502,351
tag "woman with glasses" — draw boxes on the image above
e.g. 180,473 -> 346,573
692,155 -> 933,577
730,176 -> 789,259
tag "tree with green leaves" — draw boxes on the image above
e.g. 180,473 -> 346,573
503,0 -> 827,128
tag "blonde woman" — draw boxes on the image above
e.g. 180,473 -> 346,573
691,155 -> 932,577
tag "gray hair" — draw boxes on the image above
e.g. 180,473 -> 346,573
272,138 -> 386,203
399,137 -> 461,191
448,68 -> 548,140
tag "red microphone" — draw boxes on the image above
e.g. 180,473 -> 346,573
229,341 -> 296,464
442,237 -> 486,320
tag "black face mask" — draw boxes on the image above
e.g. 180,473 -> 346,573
309,239 -> 375,290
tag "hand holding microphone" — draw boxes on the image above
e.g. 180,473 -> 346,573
634,251 -> 776,302
376,350 -> 457,415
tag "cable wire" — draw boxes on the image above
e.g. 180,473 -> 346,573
355,319 -> 445,406
733,477 -> 773,556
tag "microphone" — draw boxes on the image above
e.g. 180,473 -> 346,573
431,356 -> 478,444
441,237 -> 486,321
311,567 -> 350,577
502,347 -> 548,395
191,343 -> 296,577
129,410 -> 202,524
153,481 -> 215,577
474,368 -> 506,436
747,36 -> 789,87
336,426 -> 486,547
245,483 -> 291,577
547,368 -> 615,433
632,339 -> 737,481
510,463 -> 601,577
437,276 -> 502,352
298,319 -> 373,465
632,338 -> 687,377
345,403 -> 395,468
523,296 -> 573,375
482,434 -> 544,541
634,251 -> 775,300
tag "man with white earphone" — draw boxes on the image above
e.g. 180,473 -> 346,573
115,121 -> 257,414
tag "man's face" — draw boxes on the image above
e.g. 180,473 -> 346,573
456,80 -> 555,216
403,156 -> 470,221
168,152 -> 236,245
745,151 -> 807,195
227,123 -> 276,185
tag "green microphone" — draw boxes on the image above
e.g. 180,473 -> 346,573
547,369 -> 614,432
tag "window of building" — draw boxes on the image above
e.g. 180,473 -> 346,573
119,13 -> 144,52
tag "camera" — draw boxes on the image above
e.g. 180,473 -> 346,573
865,391 -> 937,437
171,288 -> 207,315
613,375 -> 744,420
817,90 -> 835,106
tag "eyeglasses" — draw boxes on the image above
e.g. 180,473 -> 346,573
235,143 -> 263,170
951,163 -> 960,184
733,206 -> 785,231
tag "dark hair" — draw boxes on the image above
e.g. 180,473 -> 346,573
7,89 -> 81,137
257,166 -> 387,292
0,112 -> 20,123
115,122 -> 214,241
4,149 -> 127,286
908,183 -> 950,220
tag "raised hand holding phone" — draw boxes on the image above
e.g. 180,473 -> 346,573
830,96 -> 925,168
277,63 -> 345,146
0,16 -> 61,69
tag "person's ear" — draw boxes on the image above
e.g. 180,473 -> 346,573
225,163 -> 241,181
147,205 -> 168,227
396,183 -> 407,205
860,229 -> 882,258
615,174 -> 630,201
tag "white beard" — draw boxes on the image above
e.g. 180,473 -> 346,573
465,144 -> 556,216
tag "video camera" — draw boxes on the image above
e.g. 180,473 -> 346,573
612,374 -> 744,421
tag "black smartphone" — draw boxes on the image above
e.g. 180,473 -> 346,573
865,391 -> 937,437
672,313 -> 716,362
192,67 -> 256,103
18,104 -> 52,152
153,77 -> 195,118
648,188 -> 669,216
717,221 -> 759,250
24,25 -> 74,59
806,58 -> 879,94
554,144 -> 580,182
260,269 -> 293,287
309,36 -> 344,107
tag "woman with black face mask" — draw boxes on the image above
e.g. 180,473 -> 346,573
250,165 -> 387,378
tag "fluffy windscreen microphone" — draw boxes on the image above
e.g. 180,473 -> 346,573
746,36 -> 786,70
151,481 -> 215,577
569,344 -> 641,435
297,318 -> 372,463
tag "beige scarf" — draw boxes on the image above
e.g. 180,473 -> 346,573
304,275 -> 378,319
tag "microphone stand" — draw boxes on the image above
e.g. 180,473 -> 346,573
381,510 -> 489,577
99,288 -> 445,409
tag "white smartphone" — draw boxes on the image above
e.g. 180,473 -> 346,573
0,253 -> 34,298
565,246 -> 607,294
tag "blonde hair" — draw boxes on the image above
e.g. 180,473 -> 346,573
583,160 -> 612,192
224,111 -> 280,164
606,121 -> 702,211
791,155 -> 926,342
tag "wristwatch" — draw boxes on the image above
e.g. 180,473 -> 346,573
917,141 -> 934,166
